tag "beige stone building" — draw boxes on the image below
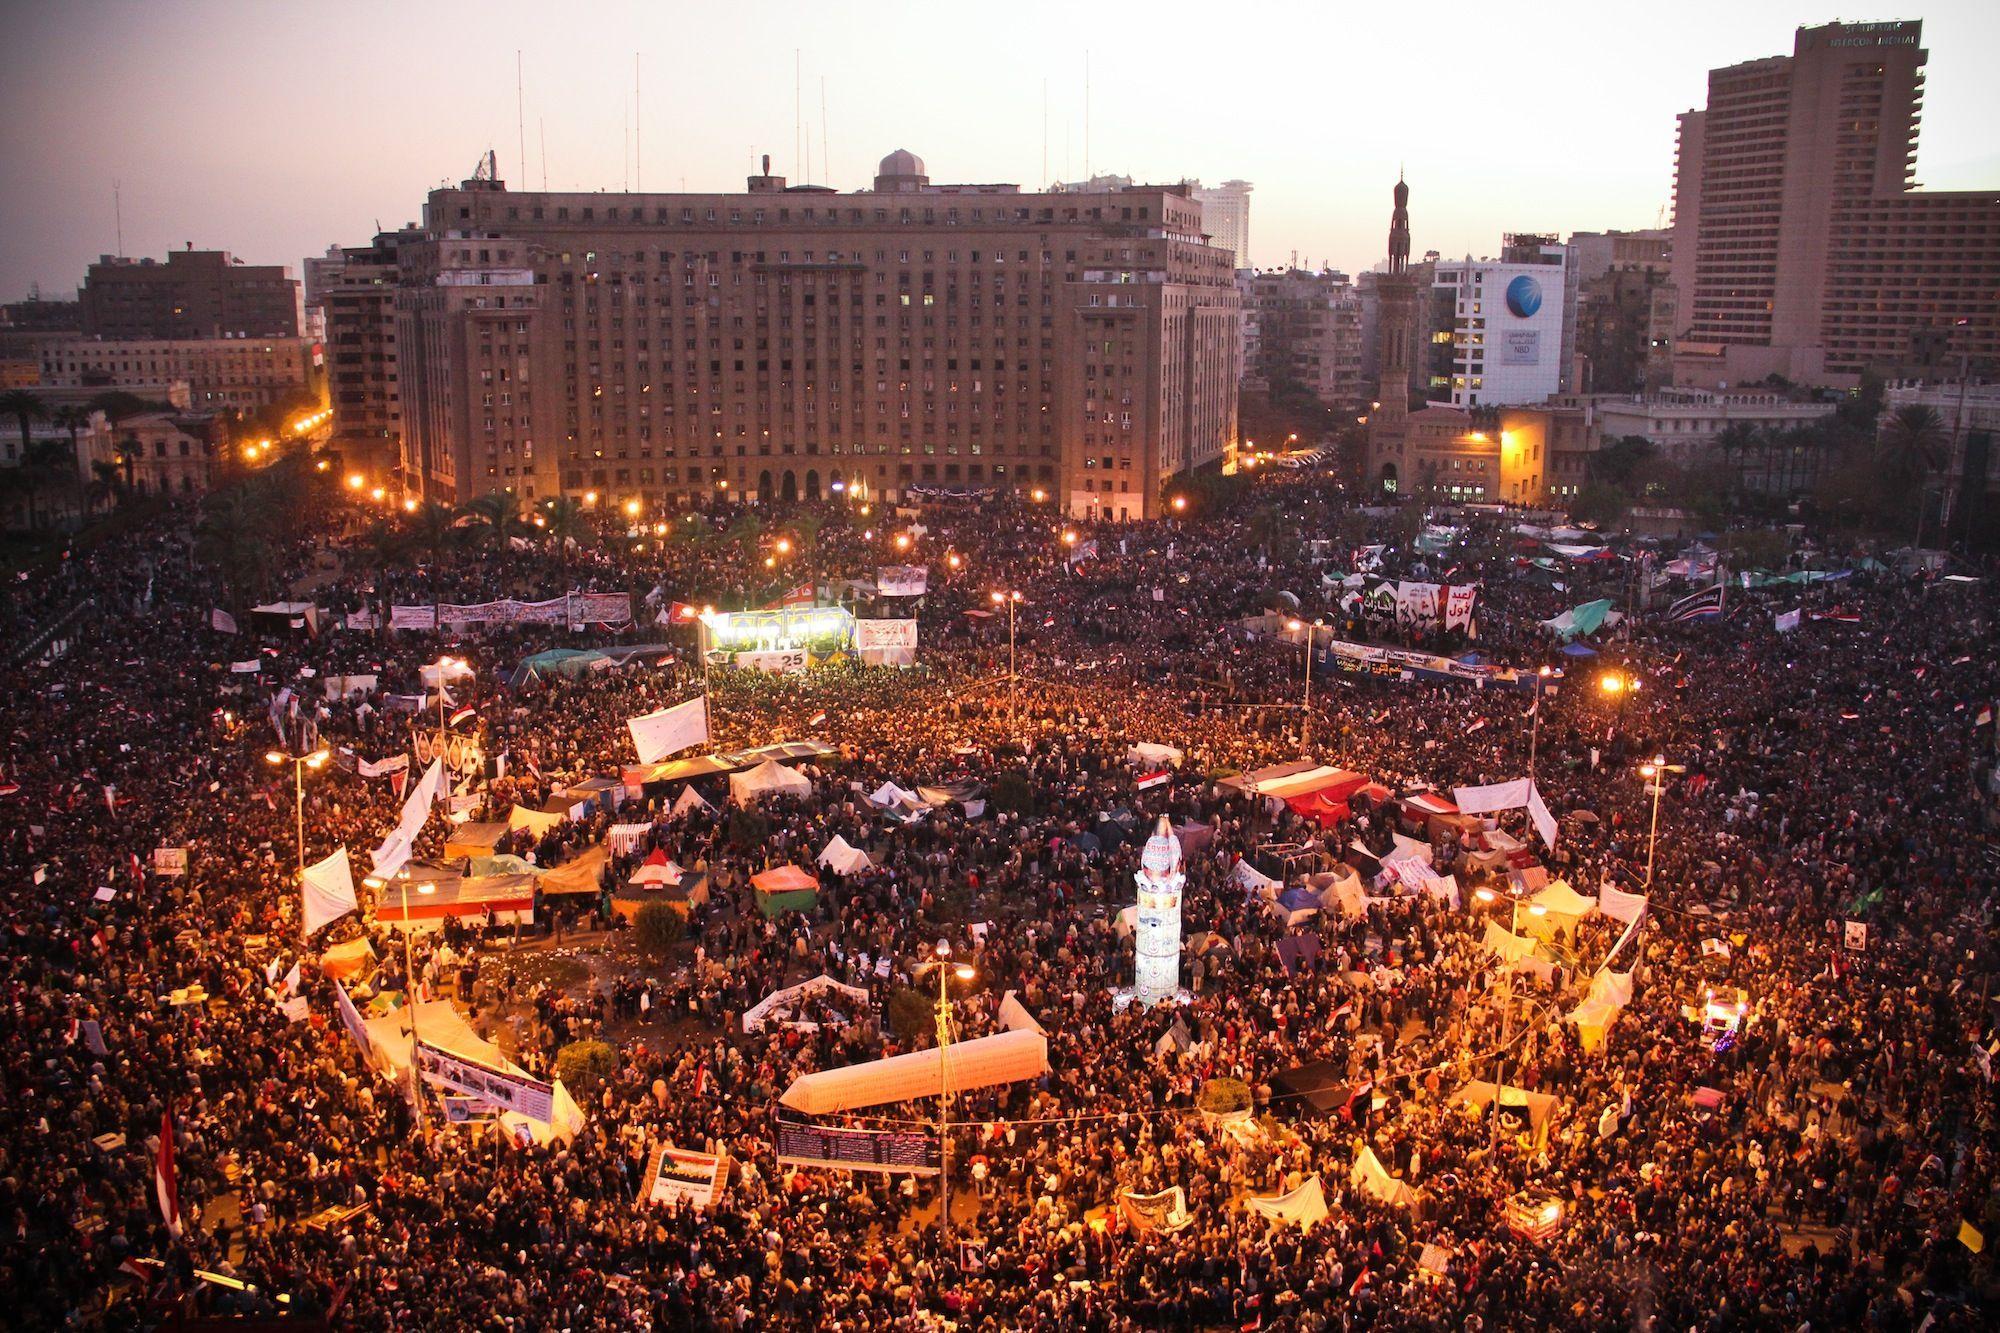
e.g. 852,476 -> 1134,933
36,336 -> 322,412
389,150 -> 1240,519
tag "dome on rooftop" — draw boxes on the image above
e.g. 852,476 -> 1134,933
878,148 -> 926,178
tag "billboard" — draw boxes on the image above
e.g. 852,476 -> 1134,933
1501,330 -> 1541,366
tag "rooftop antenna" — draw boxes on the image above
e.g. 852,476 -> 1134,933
635,52 -> 643,192
113,179 -> 123,257
623,99 -> 630,192
1042,78 -> 1048,187
1083,50 -> 1091,181
820,76 -> 829,188
516,51 -> 526,186
539,118 -> 548,190
794,49 -> 802,183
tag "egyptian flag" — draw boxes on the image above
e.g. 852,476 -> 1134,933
391,769 -> 409,801
667,602 -> 701,624
154,1110 -> 181,1237
807,711 -> 828,729
0,772 -> 19,798
449,704 -> 478,729
1136,770 -> 1171,791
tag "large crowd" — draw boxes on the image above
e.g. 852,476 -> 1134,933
1,465 -> 1995,1330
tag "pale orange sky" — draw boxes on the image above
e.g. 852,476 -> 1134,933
3,0 -> 1996,298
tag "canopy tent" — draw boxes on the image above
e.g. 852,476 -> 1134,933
1531,879 -> 1598,917
1268,885 -> 1322,925
1312,864 -> 1367,919
779,1028 -> 1050,1115
466,853 -> 539,879
729,759 -> 811,805
866,781 -> 927,818
671,785 -> 715,819
1268,1061 -> 1351,1117
750,864 -> 820,917
815,835 -> 873,876
249,601 -> 321,633
629,847 -> 684,888
443,822 -> 509,861
537,845 -> 609,898
742,974 -> 872,1033
1229,763 -> 1368,804
1455,1080 -> 1561,1142
1481,921 -> 1540,962
505,648 -> 615,688
1541,599 -> 1620,642
318,936 -> 376,981
1244,1174 -> 1328,1229
363,999 -> 585,1144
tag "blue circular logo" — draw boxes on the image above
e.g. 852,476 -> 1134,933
1506,275 -> 1543,319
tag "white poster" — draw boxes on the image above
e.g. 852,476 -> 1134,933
152,847 -> 189,878
628,697 -> 709,764
642,1144 -> 729,1210
1526,783 -> 1559,849
333,980 -> 372,1059
301,847 -> 359,936
736,648 -> 808,674
1843,920 -> 1868,952
854,618 -> 918,667
389,605 -> 437,631
1500,329 -> 1541,366
415,1040 -> 556,1122
1445,585 -> 1478,632
1452,778 -> 1532,815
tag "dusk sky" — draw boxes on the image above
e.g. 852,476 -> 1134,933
5,0 -> 1997,300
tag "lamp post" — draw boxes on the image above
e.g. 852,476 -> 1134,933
265,748 -> 330,874
1286,618 -> 1323,757
990,591 -> 1022,732
1475,887 -> 1546,1150
931,941 -> 976,1252
1529,666 -> 1553,784
366,869 -> 436,1122
1637,756 -> 1684,888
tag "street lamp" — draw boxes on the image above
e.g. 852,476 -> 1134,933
1474,885 -> 1542,1149
931,940 -> 976,1249
991,590 -> 1023,731
1529,665 -> 1553,783
265,748 -> 330,875
1637,756 -> 1684,888
364,868 -> 437,1121
1285,618 -> 1324,757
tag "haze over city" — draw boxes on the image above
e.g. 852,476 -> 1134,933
4,0 -> 1998,298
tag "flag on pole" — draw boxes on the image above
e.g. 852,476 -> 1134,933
448,704 -> 477,728
153,1110 -> 181,1237
1136,769 -> 1171,790
667,601 -> 701,624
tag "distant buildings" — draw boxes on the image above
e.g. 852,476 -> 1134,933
308,228 -> 421,478
1567,228 -> 1671,394
376,150 -> 1240,519
79,248 -> 302,339
36,336 -> 320,413
1430,234 -> 1576,409
1191,180 -> 1253,269
1667,20 -> 2000,387
1237,268 -> 1362,409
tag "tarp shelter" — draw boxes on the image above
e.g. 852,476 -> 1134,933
742,974 -> 872,1033
1127,742 -> 1185,769
1455,1081 -> 1560,1142
866,781 -> 927,818
750,864 -> 820,917
1271,885 -> 1322,925
1570,969 -> 1635,1053
1531,880 -> 1597,918
467,853 -> 538,879
629,848 -> 683,888
508,804 -> 567,837
1352,1147 -> 1420,1209
249,601 -> 321,634
730,759 -> 811,805
363,999 -> 585,1144
1244,1175 -> 1328,1228
778,1028 -> 1050,1115
375,869 -> 537,931
816,835 -> 873,876
506,649 -> 614,688
318,937 -> 376,981
1313,864 -> 1367,919
539,845 -> 610,897
443,822 -> 509,861
671,785 -> 714,819
1541,599 -> 1619,642
1268,1062 -> 1351,1118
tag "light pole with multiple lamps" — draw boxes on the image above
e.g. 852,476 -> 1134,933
363,866 -> 437,1121
1285,618 -> 1324,756
989,590 -> 1022,731
1474,885 -> 1546,1150
1637,756 -> 1684,888
264,748 -> 330,874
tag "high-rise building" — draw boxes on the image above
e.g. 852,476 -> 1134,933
310,228 -> 421,479
79,248 -> 302,339
1568,228 -> 1672,393
1668,20 -> 2000,387
1191,180 -> 1253,269
391,150 -> 1240,520
1238,268 -> 1363,409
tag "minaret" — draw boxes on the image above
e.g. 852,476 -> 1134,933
1132,816 -> 1186,1006
1367,176 -> 1416,491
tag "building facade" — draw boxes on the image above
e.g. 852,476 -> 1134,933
1568,228 -> 1672,394
79,249 -> 302,339
1668,20 -> 2000,387
390,151 -> 1240,520
109,412 -> 214,498
310,228 -> 421,479
1431,236 -> 1575,409
1191,180 -> 1253,269
36,336 -> 322,412
1238,268 -> 1363,409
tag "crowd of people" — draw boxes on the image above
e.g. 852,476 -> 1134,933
0,463 -> 1995,1330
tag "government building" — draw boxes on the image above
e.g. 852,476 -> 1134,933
376,150 -> 1241,520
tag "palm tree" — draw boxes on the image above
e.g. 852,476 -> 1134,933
1878,404 -> 1950,537
194,488 -> 276,611
461,490 -> 525,550
20,439 -> 75,529
724,510 -> 765,562
0,389 -> 47,461
543,496 -> 590,592
406,499 -> 461,633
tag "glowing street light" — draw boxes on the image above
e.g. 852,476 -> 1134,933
624,498 -> 641,517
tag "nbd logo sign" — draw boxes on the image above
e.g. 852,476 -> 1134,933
1505,275 -> 1543,319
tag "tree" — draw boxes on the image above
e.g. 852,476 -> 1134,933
461,490 -> 525,550
1568,480 -> 1630,528
194,487 -> 277,610
555,1039 -> 619,1098
629,902 -> 684,963
886,986 -> 936,1045
0,389 -> 47,459
725,510 -> 765,562
989,770 -> 1036,818
1879,404 -> 1948,478
1589,436 -> 1657,491
542,496 -> 590,590
405,499 -> 460,631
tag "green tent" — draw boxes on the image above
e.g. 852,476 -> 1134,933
1541,599 -> 1615,642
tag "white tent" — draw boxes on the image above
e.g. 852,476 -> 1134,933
363,1000 -> 585,1143
730,759 -> 811,805
1351,1147 -> 1420,1209
778,1029 -> 1049,1115
1127,742 -> 1185,769
865,781 -> 926,817
815,834 -> 873,876
742,974 -> 873,1033
1244,1174 -> 1329,1228
670,785 -> 714,819
1532,880 -> 1598,918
